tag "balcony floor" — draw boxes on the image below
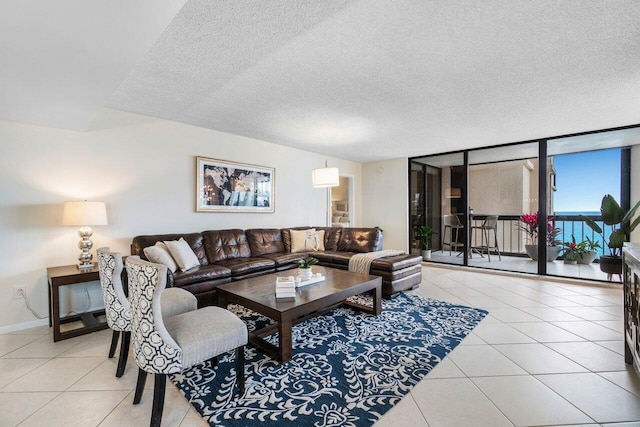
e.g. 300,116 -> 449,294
428,250 -> 617,283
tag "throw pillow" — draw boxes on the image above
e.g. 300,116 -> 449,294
290,229 -> 325,253
309,230 -> 325,251
143,242 -> 178,273
164,238 -> 200,272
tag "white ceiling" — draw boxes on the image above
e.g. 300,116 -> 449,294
0,0 -> 187,130
2,1 -> 640,162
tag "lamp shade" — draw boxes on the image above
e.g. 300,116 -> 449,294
62,201 -> 108,226
312,167 -> 339,188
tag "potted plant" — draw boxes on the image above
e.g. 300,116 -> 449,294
414,225 -> 435,260
577,236 -> 601,265
296,256 -> 319,280
518,212 -> 562,261
581,194 -> 640,277
561,235 -> 584,265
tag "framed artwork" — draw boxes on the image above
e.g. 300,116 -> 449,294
196,156 -> 275,213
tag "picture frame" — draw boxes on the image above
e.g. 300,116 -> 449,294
196,156 -> 275,213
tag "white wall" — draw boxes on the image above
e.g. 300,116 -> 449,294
0,109 -> 362,330
632,145 -> 640,242
469,161 -> 530,215
362,159 -> 408,251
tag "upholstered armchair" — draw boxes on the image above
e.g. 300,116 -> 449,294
96,248 -> 198,378
125,256 -> 248,427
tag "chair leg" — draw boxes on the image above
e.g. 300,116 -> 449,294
455,227 -> 464,257
235,346 -> 245,396
484,228 -> 491,262
151,374 -> 166,427
453,227 -> 459,255
133,368 -> 147,404
210,355 -> 218,368
116,331 -> 130,378
494,227 -> 502,260
108,330 -> 120,358
444,225 -> 451,255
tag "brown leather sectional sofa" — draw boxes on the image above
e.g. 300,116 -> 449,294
131,227 -> 423,307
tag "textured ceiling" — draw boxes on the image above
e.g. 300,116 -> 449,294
0,0 -> 186,131
3,1 -> 640,162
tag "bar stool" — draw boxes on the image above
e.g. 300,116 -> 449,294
471,215 -> 501,261
443,214 -> 464,255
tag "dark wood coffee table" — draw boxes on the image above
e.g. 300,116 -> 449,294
216,266 -> 382,363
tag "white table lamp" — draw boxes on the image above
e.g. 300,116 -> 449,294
63,201 -> 108,269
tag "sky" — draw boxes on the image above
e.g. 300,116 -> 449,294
552,148 -> 621,213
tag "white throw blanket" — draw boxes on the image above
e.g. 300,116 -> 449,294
348,250 -> 406,274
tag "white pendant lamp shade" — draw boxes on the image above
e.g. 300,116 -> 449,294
312,162 -> 339,188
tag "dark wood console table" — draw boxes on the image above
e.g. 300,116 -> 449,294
47,264 -> 108,342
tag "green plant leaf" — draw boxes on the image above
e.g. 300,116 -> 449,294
622,199 -> 640,231
414,225 -> 435,249
580,215 -> 602,234
601,194 -> 624,225
608,229 -> 626,249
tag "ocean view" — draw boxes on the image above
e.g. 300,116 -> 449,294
553,211 -> 611,257
554,211 -> 600,217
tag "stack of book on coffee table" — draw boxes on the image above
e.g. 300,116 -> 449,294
275,276 -> 296,300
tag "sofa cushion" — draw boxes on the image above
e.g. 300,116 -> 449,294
245,229 -> 285,256
306,230 -> 325,252
164,238 -> 200,271
132,233 -> 208,265
290,229 -> 313,253
370,254 -> 423,272
315,227 -> 342,251
172,264 -> 232,287
282,227 -> 340,252
312,250 -> 355,266
337,228 -> 382,253
214,257 -> 275,276
143,243 -> 178,273
258,252 -> 304,267
203,229 -> 251,262
281,227 -> 312,252
371,263 -> 422,282
290,229 -> 325,253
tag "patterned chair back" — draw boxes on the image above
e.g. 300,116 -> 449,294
97,248 -> 130,332
125,256 -> 183,374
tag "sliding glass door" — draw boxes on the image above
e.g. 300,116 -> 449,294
409,125 -> 639,283
467,142 -> 540,274
410,153 -> 466,265
547,135 -> 629,281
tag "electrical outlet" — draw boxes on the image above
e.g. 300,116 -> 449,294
13,285 -> 26,300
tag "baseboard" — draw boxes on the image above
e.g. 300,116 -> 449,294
0,318 -> 49,334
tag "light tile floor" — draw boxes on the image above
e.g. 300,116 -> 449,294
430,250 -> 615,282
1,265 -> 639,426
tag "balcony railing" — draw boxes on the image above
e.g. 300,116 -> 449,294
469,214 -> 615,258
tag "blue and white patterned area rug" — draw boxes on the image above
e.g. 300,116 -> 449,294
170,293 -> 487,427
